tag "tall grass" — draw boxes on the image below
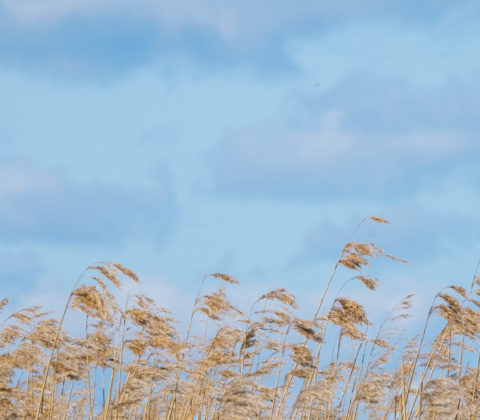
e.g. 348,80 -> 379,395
1,217 -> 480,419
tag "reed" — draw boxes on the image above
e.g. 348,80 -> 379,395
1,218 -> 479,419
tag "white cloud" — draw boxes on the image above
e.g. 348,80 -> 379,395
211,117 -> 473,199
1,0 -> 467,45
0,0 -> 474,81
209,71 -> 480,199
1,0 -> 106,23
0,163 -> 54,199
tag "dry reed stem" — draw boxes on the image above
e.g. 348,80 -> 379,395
2,220 -> 479,420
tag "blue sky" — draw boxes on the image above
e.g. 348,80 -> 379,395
1,0 -> 479,325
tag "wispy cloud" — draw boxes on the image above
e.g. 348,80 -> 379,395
0,0 -> 470,79
0,162 -> 177,244
209,73 -> 480,199
1,0 -> 463,28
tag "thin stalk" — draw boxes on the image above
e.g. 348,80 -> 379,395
85,316 -> 93,420
35,266 -> 91,420
92,366 -> 97,418
270,322 -> 294,420
472,352 -> 480,403
313,217 -> 367,320
180,317 -> 215,420
381,394 -> 397,420
143,380 -> 154,420
104,312 -> 126,420
400,361 -> 407,420
406,327 -> 448,419
169,274 -> 210,420
337,342 -> 363,410
402,296 -> 438,410
104,367 -> 117,420
280,218 -> 369,415
114,296 -> 130,420
457,260 -> 480,377
62,381 -> 75,420
48,377 -> 57,420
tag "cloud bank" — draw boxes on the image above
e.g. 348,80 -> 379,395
0,0 -> 471,78
210,73 -> 480,200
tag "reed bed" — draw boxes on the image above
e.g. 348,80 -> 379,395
1,216 -> 480,419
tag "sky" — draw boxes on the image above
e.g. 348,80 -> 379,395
1,0 -> 480,328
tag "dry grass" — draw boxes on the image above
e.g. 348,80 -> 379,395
1,217 -> 480,419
